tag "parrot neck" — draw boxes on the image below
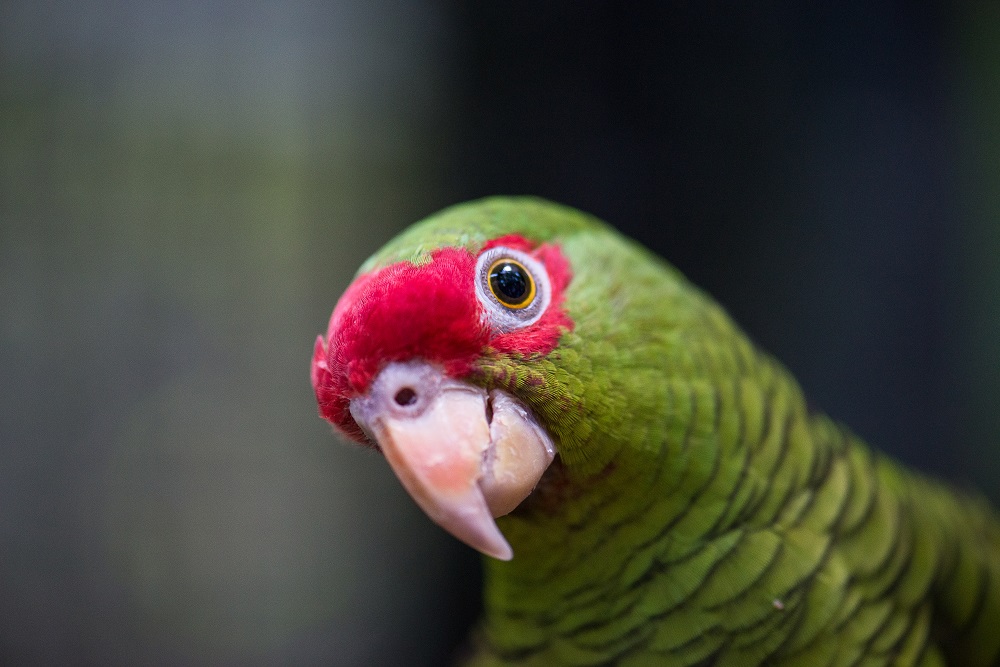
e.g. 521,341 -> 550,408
480,425 -> 736,657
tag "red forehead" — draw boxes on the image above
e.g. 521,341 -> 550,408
311,235 -> 572,439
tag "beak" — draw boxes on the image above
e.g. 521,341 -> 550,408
349,361 -> 555,560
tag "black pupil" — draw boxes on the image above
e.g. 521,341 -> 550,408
489,262 -> 530,305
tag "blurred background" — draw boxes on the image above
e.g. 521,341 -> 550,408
2,2 -> 998,665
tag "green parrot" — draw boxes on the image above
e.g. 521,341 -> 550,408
311,197 -> 1000,666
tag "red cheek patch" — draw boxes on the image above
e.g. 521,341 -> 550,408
312,237 -> 574,440
313,247 -> 489,436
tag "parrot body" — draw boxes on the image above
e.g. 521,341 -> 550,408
312,198 -> 1000,666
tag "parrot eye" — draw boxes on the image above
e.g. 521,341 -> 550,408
475,246 -> 550,332
487,259 -> 535,308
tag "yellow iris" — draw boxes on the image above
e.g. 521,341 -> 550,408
487,258 -> 535,309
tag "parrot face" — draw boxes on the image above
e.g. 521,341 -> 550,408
312,225 -> 575,559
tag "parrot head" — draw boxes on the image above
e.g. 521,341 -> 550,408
311,197 -> 718,560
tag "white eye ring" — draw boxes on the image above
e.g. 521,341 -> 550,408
475,246 -> 550,333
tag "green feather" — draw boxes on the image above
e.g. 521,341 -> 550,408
363,197 -> 1000,666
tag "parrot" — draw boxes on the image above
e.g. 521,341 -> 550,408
311,197 -> 1000,666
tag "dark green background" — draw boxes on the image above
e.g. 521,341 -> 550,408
2,3 -> 998,665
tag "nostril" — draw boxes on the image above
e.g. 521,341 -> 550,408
394,387 -> 417,406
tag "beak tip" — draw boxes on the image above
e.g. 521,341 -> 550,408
488,539 -> 514,561
442,507 -> 514,561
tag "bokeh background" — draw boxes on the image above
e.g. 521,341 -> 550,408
2,2 -> 999,665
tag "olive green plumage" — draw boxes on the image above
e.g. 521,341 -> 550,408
371,197 -> 1000,666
